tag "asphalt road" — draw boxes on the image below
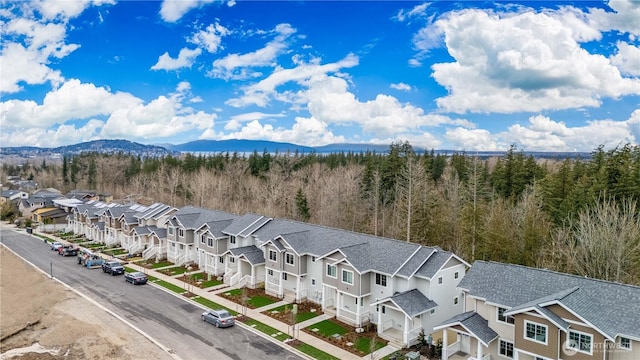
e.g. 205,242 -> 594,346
0,227 -> 303,360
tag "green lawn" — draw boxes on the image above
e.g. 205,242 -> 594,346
155,280 -> 187,294
294,343 -> 340,360
192,297 -> 238,315
247,295 -> 277,308
354,337 -> 386,353
160,266 -> 189,275
150,260 -> 174,269
104,248 -> 128,256
242,318 -> 289,341
267,304 -> 320,323
306,319 -> 348,337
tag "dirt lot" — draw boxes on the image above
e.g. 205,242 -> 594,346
0,246 -> 175,360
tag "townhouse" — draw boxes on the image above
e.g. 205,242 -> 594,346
436,261 -> 640,360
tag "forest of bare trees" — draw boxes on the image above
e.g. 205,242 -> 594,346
4,143 -> 639,285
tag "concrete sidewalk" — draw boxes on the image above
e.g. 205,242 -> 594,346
33,229 -> 402,360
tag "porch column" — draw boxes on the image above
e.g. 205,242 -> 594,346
442,330 -> 448,360
403,315 -> 409,346
377,306 -> 382,335
278,271 -> 283,297
514,349 -> 519,360
251,265 -> 255,287
321,285 -> 326,310
356,296 -> 361,327
296,275 -> 301,302
477,338 -> 483,360
336,292 -> 341,319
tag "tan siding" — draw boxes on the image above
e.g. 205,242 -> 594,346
560,322 -> 606,360
514,314 -> 558,359
547,304 -> 582,323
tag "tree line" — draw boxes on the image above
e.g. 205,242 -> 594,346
4,143 -> 639,285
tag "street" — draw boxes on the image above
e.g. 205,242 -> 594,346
0,227 -> 302,360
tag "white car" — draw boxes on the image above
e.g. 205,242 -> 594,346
50,241 -> 63,251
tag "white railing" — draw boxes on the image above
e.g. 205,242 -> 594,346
237,275 -> 250,288
407,327 -> 422,344
129,242 -> 142,256
223,271 -> 235,284
142,246 -> 157,260
381,319 -> 394,331
229,272 -> 242,287
447,341 -> 460,356
324,297 -> 335,308
175,254 -> 185,266
297,286 -> 307,301
265,280 -> 280,296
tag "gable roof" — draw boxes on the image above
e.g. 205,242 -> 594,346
372,289 -> 438,318
460,261 -> 640,340
222,213 -> 270,237
169,206 -> 236,230
435,311 -> 499,346
226,245 -> 265,265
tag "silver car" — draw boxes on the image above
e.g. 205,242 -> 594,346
201,309 -> 235,328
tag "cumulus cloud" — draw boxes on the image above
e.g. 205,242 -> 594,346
209,23 -> 296,80
390,83 -> 412,91
189,22 -> 230,53
610,41 -> 640,76
159,0 -> 215,23
0,119 -> 104,147
151,47 -> 202,71
219,117 -> 344,146
223,112 -> 285,131
424,8 -> 640,113
588,0 -> 640,35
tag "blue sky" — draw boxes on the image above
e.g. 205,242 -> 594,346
1,0 -> 639,152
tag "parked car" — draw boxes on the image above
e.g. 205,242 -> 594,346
101,260 -> 125,275
201,309 -> 235,328
58,244 -> 79,256
124,271 -> 148,285
50,241 -> 63,251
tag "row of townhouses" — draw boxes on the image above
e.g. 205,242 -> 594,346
48,198 -> 639,358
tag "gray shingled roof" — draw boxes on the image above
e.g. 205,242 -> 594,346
437,311 -> 498,346
379,289 -> 438,318
228,245 -> 265,265
460,261 -> 640,339
200,219 -> 236,238
151,228 -> 167,238
414,250 -> 451,279
222,213 -> 269,236
396,247 -> 437,278
171,206 -> 236,229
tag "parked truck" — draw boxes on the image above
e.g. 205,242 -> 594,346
77,248 -> 105,268
58,244 -> 79,256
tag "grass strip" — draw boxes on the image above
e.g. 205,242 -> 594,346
242,318 -> 290,341
155,279 -> 187,294
192,297 -> 238,316
294,342 -> 340,360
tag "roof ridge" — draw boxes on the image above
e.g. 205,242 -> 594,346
481,260 -> 640,290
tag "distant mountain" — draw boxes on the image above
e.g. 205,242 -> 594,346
1,139 -> 173,157
167,139 -> 315,154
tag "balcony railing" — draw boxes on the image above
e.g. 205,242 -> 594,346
142,246 -> 157,260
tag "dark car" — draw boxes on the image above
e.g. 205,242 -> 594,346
124,271 -> 148,285
201,309 -> 235,328
101,260 -> 125,275
58,244 -> 78,256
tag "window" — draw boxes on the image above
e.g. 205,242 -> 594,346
497,307 -> 515,324
342,269 -> 354,285
282,273 -> 288,280
430,308 -> 436,315
219,256 -> 224,263
179,228 -> 184,237
200,234 -> 206,244
499,340 -> 514,358
230,235 -> 236,244
620,337 -> 631,350
569,331 -> 592,354
382,305 -> 386,314
168,227 -> 174,235
311,256 -> 316,262
327,264 -> 337,278
267,269 -> 273,276
285,253 -> 294,265
229,257 -> 235,263
269,250 -> 277,261
311,278 -> 316,286
438,276 -> 443,285
171,242 -> 175,248
207,238 -> 213,247
375,273 -> 387,287
525,321 -> 547,344
453,296 -> 459,305
454,271 -> 459,279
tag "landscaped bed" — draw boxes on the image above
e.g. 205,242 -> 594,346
178,272 -> 223,288
218,287 -> 280,309
303,318 -> 387,356
262,301 -> 323,324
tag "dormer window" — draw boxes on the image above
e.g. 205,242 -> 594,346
497,307 -> 515,325
230,235 -> 236,244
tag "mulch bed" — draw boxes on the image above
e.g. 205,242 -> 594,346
262,300 -> 323,325
302,317 -> 386,357
217,287 -> 281,309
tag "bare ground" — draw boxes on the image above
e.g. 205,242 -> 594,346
0,246 -> 174,360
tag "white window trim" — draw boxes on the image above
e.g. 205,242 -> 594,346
454,271 -> 459,279
207,237 -> 213,247
179,228 -> 184,238
327,264 -> 337,278
285,253 -> 295,266
269,250 -> 277,261
524,320 -> 548,345
375,273 -> 387,287
568,329 -> 593,355
499,339 -> 514,359
453,296 -> 459,305
438,276 -> 443,285
311,278 -> 316,286
342,269 -> 354,285
619,337 -> 631,350
497,307 -> 515,325
267,269 -> 273,276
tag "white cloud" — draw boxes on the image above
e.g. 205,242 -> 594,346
159,0 -> 214,23
610,41 -> 640,76
425,8 -> 640,113
1,79 -> 141,129
219,117 -> 344,146
35,0 -> 115,21
151,47 -> 202,71
189,22 -> 230,53
209,23 -> 296,80
394,3 -> 430,22
445,128 -> 499,151
223,112 -> 285,130
588,0 -> 640,36
0,119 -> 104,147
390,83 -> 412,91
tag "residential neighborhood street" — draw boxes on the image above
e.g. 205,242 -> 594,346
0,225 -> 303,360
